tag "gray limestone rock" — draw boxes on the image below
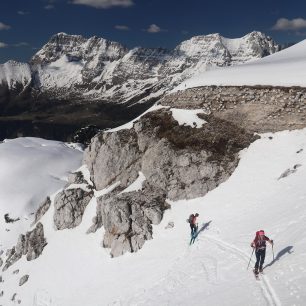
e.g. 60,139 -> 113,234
98,184 -> 168,257
32,197 -> 51,226
19,275 -> 29,286
53,188 -> 93,230
2,223 -> 47,271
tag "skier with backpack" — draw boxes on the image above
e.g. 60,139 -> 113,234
188,213 -> 199,244
251,230 -> 273,276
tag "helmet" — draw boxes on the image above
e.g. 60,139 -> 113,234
259,230 -> 265,236
195,213 -> 199,217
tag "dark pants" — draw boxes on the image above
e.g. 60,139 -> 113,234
255,248 -> 266,271
190,224 -> 197,237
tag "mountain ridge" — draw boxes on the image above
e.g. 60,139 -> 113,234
0,31 -> 281,141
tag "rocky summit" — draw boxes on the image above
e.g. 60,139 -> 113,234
0,31 -> 280,141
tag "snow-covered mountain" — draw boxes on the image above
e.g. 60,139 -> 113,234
27,31 -> 279,102
174,37 -> 306,90
0,31 -> 279,105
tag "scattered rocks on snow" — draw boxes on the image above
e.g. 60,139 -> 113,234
13,269 -> 19,275
278,164 -> 302,180
4,214 -> 20,224
165,222 -> 175,229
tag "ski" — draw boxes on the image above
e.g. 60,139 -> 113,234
189,231 -> 198,245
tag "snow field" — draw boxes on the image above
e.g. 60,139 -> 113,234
1,129 -> 306,305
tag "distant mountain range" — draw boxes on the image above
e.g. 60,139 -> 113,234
0,31 -> 280,141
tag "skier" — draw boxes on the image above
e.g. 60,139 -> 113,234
189,213 -> 199,237
251,230 -> 273,275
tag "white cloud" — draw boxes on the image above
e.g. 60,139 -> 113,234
115,25 -> 130,31
145,24 -> 166,33
71,0 -> 134,9
17,11 -> 30,15
44,4 -> 55,9
272,18 -> 306,31
0,22 -> 11,31
13,42 -> 30,47
0,42 -> 8,48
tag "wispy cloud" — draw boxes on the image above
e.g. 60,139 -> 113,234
0,22 -> 11,31
115,25 -> 130,31
17,11 -> 30,15
272,18 -> 306,31
0,42 -> 8,48
70,0 -> 134,9
13,42 -> 30,47
145,24 -> 166,33
44,4 -> 55,9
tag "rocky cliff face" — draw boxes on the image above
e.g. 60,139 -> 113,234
161,86 -> 306,133
0,31 -> 280,141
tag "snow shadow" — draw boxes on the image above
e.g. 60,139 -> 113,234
264,245 -> 294,269
197,220 -> 212,236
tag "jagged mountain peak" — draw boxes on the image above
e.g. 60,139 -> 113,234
31,32 -> 128,66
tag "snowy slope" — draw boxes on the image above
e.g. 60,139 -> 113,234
0,61 -> 32,89
0,138 -> 83,251
175,39 -> 306,90
1,129 -> 306,305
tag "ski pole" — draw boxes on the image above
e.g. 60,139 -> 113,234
272,243 -> 275,261
247,248 -> 255,270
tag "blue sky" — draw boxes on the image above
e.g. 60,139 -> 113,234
0,0 -> 306,63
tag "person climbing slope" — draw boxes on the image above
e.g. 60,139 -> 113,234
188,213 -> 199,244
251,230 -> 273,275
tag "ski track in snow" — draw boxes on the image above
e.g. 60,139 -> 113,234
204,235 -> 281,306
115,232 -> 281,306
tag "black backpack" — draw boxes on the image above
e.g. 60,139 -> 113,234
188,214 -> 194,224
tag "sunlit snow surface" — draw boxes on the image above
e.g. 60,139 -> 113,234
175,39 -> 306,90
0,137 -> 83,250
1,130 -> 306,306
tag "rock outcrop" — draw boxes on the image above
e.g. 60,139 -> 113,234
2,222 -> 47,271
85,108 -> 257,200
161,86 -> 306,133
79,105 -> 257,255
53,188 -> 93,230
32,196 -> 51,225
98,183 -> 168,257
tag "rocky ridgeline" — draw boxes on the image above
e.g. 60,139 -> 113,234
162,86 -> 306,132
